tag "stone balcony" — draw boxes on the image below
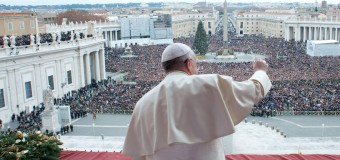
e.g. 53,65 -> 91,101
0,35 -> 104,59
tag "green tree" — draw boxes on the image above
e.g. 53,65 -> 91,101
193,21 -> 208,55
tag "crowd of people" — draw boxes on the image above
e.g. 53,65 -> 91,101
28,32 -> 334,118
60,39 -> 334,117
0,105 -> 45,135
58,78 -> 157,116
4,31 -> 338,129
102,35 -> 339,114
253,79 -> 339,115
16,108 -> 41,131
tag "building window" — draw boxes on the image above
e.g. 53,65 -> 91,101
30,20 -> 35,28
0,89 -> 5,108
25,81 -> 32,99
208,22 -> 211,29
67,71 -> 72,84
48,75 -> 54,90
19,21 -> 25,29
8,22 -> 13,31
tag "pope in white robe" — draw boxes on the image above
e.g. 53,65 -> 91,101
123,43 -> 272,160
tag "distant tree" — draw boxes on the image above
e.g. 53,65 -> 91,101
55,10 -> 106,25
193,21 -> 208,55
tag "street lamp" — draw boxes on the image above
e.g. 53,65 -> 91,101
61,82 -> 66,88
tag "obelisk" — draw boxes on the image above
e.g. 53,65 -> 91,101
223,0 -> 228,45
222,0 -> 233,55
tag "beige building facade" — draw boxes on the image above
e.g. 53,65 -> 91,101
233,8 -> 340,42
327,7 -> 340,19
172,11 -> 219,38
234,11 -> 293,38
0,12 -> 38,36
38,13 -> 57,25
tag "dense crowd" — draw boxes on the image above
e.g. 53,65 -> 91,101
255,79 -> 339,111
0,105 -> 44,135
5,32 -> 337,125
15,106 -> 44,132
104,36 -> 339,113
65,35 -> 338,116
0,103 -> 76,136
56,79 -> 156,116
106,45 -> 166,82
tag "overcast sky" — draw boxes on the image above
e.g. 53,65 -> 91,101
1,0 -> 339,6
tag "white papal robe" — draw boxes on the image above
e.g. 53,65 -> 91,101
123,70 -> 272,160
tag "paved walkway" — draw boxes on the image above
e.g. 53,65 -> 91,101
58,114 -> 340,154
2,114 -> 340,154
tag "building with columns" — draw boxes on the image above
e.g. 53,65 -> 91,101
118,14 -> 173,47
284,16 -> 340,41
97,14 -> 173,48
233,8 -> 340,42
0,25 -> 105,123
99,21 -> 121,48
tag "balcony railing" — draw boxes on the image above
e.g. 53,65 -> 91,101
0,35 -> 103,59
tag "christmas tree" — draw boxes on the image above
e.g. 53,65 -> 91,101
193,21 -> 208,55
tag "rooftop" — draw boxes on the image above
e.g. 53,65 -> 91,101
0,12 -> 37,17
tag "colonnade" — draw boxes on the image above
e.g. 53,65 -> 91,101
79,49 -> 106,86
103,30 -> 121,47
285,25 -> 340,41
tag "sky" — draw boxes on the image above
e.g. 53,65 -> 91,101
1,0 -> 340,6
